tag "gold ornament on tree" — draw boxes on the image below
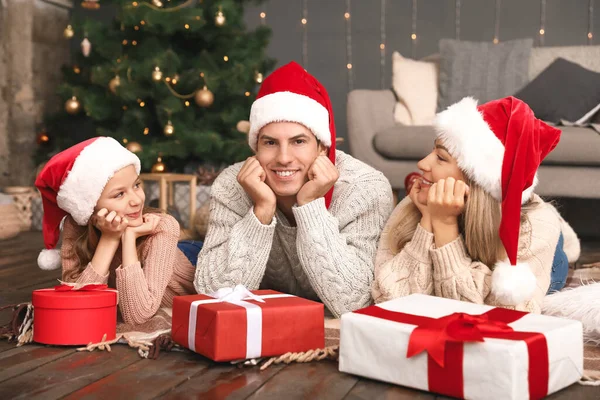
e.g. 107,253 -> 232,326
215,7 -> 226,26
152,0 -> 163,7
195,86 -> 214,107
108,76 -> 121,94
236,120 -> 250,134
255,71 -> 263,84
152,66 -> 163,81
81,0 -> 100,9
63,25 -> 74,39
81,38 -> 92,57
163,120 -> 175,136
151,157 -> 166,173
65,96 -> 81,115
126,141 -> 142,153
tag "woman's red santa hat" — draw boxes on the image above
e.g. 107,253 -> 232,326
434,96 -> 561,305
34,137 -> 140,270
248,61 -> 337,207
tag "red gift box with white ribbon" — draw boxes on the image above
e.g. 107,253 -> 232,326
171,285 -> 324,361
32,283 -> 118,345
340,294 -> 583,400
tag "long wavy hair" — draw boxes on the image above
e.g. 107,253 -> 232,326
64,207 -> 162,280
389,175 -> 540,267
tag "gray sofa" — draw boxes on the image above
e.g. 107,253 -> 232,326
347,46 -> 600,199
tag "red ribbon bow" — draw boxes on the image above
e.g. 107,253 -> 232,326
407,311 -> 515,367
54,284 -> 109,291
355,305 -> 549,399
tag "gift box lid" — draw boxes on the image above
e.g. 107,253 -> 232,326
32,288 -> 118,310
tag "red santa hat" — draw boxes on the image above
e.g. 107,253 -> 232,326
434,96 -> 561,305
34,137 -> 141,270
248,61 -> 336,208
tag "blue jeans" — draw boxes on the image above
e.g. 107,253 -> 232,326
547,233 -> 568,294
177,240 -> 203,266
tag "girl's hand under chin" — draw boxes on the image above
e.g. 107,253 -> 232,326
93,208 -> 129,240
124,213 -> 160,240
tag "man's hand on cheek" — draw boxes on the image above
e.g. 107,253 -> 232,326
237,156 -> 277,224
296,155 -> 339,206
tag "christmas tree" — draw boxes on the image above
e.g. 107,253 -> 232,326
37,0 -> 275,173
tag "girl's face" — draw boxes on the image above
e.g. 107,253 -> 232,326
416,139 -> 465,204
95,165 -> 145,227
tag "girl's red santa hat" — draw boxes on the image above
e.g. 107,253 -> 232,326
248,61 -> 337,207
434,96 -> 561,305
34,137 -> 140,270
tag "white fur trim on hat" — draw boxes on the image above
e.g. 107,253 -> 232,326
491,260 -> 537,305
38,248 -> 62,270
56,137 -> 141,226
248,91 -> 330,151
434,97 -> 537,204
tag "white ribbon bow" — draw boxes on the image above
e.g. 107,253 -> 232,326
209,284 -> 266,304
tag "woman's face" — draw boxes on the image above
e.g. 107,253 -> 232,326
415,139 -> 465,204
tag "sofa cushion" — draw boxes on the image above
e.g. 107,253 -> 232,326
529,45 -> 600,81
373,125 -> 437,160
437,38 -> 533,111
514,58 -> 600,123
543,126 -> 600,166
392,52 -> 439,126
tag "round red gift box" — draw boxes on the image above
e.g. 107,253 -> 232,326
32,289 -> 118,345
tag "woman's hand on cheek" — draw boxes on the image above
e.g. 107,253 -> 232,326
427,178 -> 469,226
409,178 -> 428,216
94,208 -> 129,240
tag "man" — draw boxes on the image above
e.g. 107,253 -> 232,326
194,61 -> 393,317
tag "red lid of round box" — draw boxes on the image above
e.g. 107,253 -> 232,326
32,288 -> 118,345
33,289 -> 118,309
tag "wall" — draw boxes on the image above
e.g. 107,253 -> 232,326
0,0 -> 71,187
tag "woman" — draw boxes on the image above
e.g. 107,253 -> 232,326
372,96 -> 580,313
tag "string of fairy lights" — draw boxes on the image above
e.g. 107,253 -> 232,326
380,0 -> 387,89
589,0 -> 595,44
345,0 -> 353,91
539,0 -> 547,46
455,0 -> 461,40
291,0 -> 594,90
494,0 -> 501,43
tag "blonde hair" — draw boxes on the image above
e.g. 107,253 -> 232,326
391,177 -> 538,267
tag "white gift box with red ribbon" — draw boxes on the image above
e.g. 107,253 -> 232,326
339,294 -> 583,400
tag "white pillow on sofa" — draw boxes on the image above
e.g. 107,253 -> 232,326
392,51 -> 439,126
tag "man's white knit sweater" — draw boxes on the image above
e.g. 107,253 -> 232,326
194,150 -> 394,317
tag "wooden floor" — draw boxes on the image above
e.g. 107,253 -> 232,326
1,231 -> 599,399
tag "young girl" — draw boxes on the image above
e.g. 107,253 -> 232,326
35,137 -> 199,325
372,96 -> 581,313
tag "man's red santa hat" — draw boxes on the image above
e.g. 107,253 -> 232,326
34,137 -> 141,270
434,96 -> 561,305
248,61 -> 336,207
